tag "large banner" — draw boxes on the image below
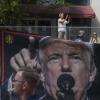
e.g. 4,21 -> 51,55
1,30 -> 100,100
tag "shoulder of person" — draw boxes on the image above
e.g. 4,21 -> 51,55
64,20 -> 69,23
58,18 -> 64,21
58,18 -> 61,20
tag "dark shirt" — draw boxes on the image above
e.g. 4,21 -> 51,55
76,35 -> 85,41
28,95 -> 40,100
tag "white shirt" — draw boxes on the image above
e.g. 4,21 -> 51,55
58,18 -> 69,32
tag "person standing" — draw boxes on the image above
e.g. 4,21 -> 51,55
75,30 -> 85,42
58,13 -> 70,40
90,32 -> 100,43
12,68 -> 40,100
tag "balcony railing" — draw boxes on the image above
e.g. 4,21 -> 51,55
0,26 -> 100,42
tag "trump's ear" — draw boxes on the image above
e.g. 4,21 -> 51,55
89,63 -> 97,83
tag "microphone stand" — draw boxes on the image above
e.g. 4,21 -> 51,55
57,88 -> 75,100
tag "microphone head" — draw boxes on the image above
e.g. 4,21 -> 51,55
57,74 -> 75,91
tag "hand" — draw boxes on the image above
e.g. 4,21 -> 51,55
65,14 -> 69,19
10,36 -> 39,72
68,15 -> 71,19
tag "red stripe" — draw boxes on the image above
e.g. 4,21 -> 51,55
0,30 -> 44,83
2,31 -> 43,38
1,31 -> 4,82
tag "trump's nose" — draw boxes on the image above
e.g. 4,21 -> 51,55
61,55 -> 71,72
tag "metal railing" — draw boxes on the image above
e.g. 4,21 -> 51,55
0,26 -> 100,42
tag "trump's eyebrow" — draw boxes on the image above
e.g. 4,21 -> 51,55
48,53 -> 62,58
68,52 -> 81,56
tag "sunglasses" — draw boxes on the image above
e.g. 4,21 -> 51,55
13,78 -> 25,83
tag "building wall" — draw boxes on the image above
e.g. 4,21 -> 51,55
91,0 -> 100,39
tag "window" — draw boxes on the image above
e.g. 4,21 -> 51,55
38,20 -> 51,36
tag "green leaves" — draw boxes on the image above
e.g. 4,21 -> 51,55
55,0 -> 64,5
0,0 -> 23,25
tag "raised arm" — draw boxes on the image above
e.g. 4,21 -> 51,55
10,37 -> 39,72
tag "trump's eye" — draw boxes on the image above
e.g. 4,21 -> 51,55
49,56 -> 58,60
49,56 -> 59,61
72,55 -> 81,60
48,55 -> 61,63
69,53 -> 81,60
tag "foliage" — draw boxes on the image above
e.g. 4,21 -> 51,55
0,0 -> 74,25
50,0 -> 73,6
0,0 -> 24,25
55,0 -> 64,5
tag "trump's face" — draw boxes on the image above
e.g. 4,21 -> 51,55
41,41 -> 92,100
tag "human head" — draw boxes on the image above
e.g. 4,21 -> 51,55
12,67 -> 40,96
59,13 -> 64,19
79,30 -> 85,36
38,37 -> 97,100
92,32 -> 97,38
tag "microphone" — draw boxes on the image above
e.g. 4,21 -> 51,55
57,74 -> 75,100
57,74 -> 74,91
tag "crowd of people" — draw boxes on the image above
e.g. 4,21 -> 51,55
57,13 -> 100,43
